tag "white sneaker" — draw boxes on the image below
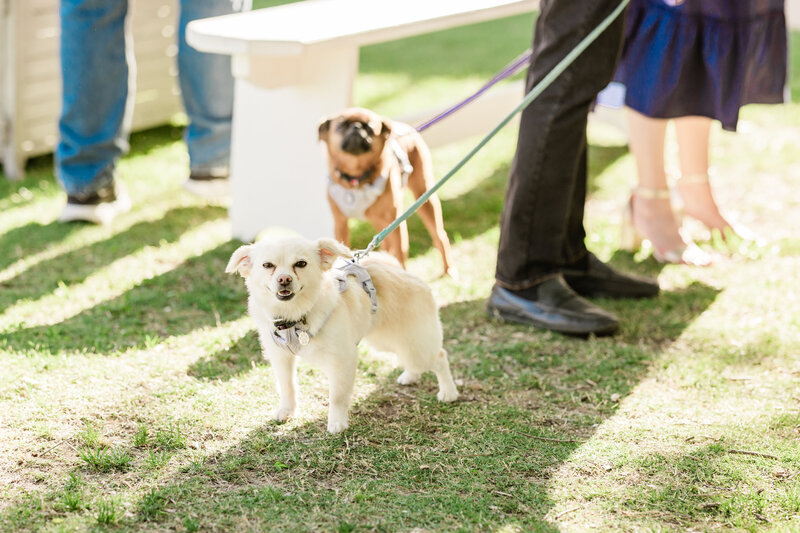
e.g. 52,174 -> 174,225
58,184 -> 131,225
182,172 -> 230,201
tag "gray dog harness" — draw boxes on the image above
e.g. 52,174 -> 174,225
271,259 -> 378,354
332,258 -> 378,314
270,317 -> 311,355
327,137 -> 413,219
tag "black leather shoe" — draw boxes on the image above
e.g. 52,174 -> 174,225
562,253 -> 659,299
487,276 -> 619,337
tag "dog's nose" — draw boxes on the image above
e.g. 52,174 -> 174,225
277,274 -> 293,286
348,123 -> 367,137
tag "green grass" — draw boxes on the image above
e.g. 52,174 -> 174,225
1,6 -> 800,532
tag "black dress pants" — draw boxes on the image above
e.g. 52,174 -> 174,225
495,0 -> 627,290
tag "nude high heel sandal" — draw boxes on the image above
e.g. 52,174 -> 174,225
620,186 -> 670,253
620,186 -> 712,266
675,173 -> 756,242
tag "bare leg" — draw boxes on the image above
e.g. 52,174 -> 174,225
674,116 -> 735,234
626,108 -> 687,257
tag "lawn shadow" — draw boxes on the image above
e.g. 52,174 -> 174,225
0,151 -> 55,190
606,249 -> 667,279
0,206 -> 228,313
0,240 -> 246,355
0,221 -> 82,273
187,329 -> 263,381
126,278 -> 723,530
124,124 -> 186,158
0,278 -> 722,531
124,397 -> 565,531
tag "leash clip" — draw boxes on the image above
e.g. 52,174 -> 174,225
352,246 -> 372,263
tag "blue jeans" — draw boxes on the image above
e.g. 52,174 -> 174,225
56,0 -> 251,198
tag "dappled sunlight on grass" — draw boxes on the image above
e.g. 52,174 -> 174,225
0,219 -> 230,331
2,12 -> 800,533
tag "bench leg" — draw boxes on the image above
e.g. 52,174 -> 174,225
228,45 -> 359,242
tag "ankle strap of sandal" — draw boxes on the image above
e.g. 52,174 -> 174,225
676,173 -> 709,185
632,186 -> 671,200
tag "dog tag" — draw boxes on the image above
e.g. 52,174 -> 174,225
297,330 -> 310,346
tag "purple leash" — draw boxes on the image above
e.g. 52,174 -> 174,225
415,49 -> 532,132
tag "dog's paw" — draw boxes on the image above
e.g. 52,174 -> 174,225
327,419 -> 349,434
437,389 -> 459,403
272,405 -> 295,422
396,370 -> 421,385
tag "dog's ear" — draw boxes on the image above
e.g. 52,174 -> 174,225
226,244 -> 253,277
316,238 -> 352,270
379,118 -> 393,138
318,118 -> 332,142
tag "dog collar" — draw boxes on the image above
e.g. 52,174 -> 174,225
335,167 -> 375,187
334,138 -> 412,186
271,317 -> 311,355
332,258 -> 378,314
327,138 -> 413,220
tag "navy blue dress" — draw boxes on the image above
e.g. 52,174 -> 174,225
606,0 -> 787,131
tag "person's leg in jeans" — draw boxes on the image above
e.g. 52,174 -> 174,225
56,0 -> 133,223
488,0 -> 657,336
178,0 -> 251,198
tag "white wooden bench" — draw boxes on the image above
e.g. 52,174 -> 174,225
187,0 -> 537,242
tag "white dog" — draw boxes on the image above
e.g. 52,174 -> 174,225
226,235 -> 458,433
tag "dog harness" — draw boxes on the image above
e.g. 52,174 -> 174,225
332,258 -> 378,314
270,259 -> 378,355
327,137 -> 413,220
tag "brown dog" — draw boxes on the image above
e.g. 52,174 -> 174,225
318,107 -> 452,275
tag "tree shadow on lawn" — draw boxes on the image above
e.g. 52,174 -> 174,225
125,282 -> 723,530
0,206 -> 227,312
0,123 -> 191,276
0,239 -> 247,355
0,279 -> 721,531
187,329 -> 263,380
0,221 -> 82,274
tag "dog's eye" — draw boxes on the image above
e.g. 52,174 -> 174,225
262,262 -> 275,269
294,260 -> 307,268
